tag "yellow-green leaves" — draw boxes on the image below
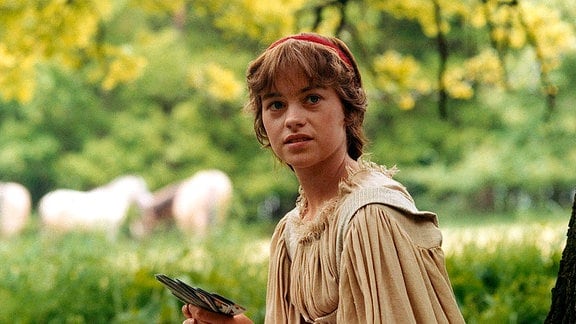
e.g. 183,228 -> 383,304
373,51 -> 431,109
0,0 -> 144,102
188,63 -> 243,103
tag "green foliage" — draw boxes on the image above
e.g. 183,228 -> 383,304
445,218 -> 565,323
1,0 -> 575,218
0,220 -> 269,323
0,212 -> 568,323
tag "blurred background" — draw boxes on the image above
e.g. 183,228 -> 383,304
1,0 -> 575,323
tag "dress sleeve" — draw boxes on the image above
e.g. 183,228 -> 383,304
264,218 -> 301,324
337,204 -> 465,324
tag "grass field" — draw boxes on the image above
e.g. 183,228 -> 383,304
441,208 -> 569,323
0,207 -> 571,323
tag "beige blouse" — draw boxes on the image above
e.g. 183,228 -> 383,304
265,162 -> 465,323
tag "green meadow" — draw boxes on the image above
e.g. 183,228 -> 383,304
0,208 -> 569,324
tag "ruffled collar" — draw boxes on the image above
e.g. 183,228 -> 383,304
285,159 -> 397,250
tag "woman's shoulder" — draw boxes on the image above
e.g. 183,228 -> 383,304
333,160 -> 443,249
336,159 -> 440,233
269,208 -> 298,255
272,207 -> 299,234
339,159 -> 411,201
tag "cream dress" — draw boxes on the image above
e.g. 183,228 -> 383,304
265,162 -> 465,323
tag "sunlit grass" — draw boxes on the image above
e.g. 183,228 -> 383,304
443,218 -> 567,257
442,208 -> 569,323
0,207 -> 571,323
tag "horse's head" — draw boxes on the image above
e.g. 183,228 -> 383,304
106,175 -> 153,208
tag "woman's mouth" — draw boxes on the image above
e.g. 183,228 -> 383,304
284,134 -> 312,144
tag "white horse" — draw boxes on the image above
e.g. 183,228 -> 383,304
39,175 -> 151,238
0,182 -> 32,237
130,169 -> 233,237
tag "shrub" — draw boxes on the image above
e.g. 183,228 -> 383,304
445,220 -> 564,323
0,213 -> 567,323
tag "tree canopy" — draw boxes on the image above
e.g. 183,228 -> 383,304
1,0 -> 575,220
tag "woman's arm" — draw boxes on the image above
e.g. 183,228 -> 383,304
337,204 -> 464,323
182,304 -> 253,324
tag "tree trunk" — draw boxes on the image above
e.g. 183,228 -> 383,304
546,192 -> 576,323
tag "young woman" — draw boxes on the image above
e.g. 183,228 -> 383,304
182,33 -> 465,324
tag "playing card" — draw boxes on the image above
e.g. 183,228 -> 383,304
155,274 -> 246,316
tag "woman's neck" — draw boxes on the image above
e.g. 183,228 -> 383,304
294,156 -> 359,220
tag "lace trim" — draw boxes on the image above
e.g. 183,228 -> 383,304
288,158 -> 396,245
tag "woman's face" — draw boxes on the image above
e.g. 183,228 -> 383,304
260,70 -> 348,171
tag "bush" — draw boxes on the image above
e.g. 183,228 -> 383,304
0,212 -> 567,323
444,218 -> 565,323
0,220 -> 268,323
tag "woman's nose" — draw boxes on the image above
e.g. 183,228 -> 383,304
284,105 -> 306,129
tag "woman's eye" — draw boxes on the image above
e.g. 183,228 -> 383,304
306,95 -> 321,104
268,101 -> 284,110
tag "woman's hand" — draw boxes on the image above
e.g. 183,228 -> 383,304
182,304 -> 253,324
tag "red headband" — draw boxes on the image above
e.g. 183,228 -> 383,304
268,33 -> 353,68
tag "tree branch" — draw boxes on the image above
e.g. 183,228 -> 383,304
545,191 -> 576,323
432,0 -> 449,120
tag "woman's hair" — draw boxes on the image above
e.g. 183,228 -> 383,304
245,33 -> 367,160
